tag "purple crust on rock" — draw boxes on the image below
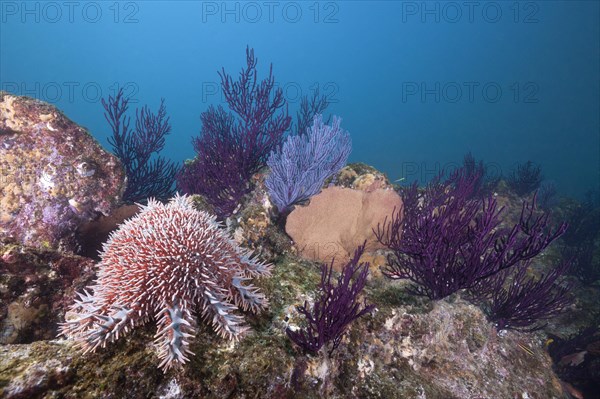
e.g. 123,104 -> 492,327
0,91 -> 125,251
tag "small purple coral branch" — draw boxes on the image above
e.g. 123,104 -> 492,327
470,259 -> 572,332
287,243 -> 375,355
507,160 -> 544,196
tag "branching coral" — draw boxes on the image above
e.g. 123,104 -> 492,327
293,88 -> 329,136
102,89 -> 178,203
461,151 -> 500,197
507,160 -> 543,196
176,47 -> 291,218
469,259 -> 572,331
375,169 -> 567,300
286,244 -> 374,355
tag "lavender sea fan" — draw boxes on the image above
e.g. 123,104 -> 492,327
286,244 -> 374,355
265,114 -> 351,214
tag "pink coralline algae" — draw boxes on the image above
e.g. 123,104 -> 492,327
0,91 -> 125,251
59,195 -> 271,371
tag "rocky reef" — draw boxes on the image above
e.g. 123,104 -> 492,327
0,243 -> 566,398
0,95 -> 582,398
0,186 -> 569,398
0,92 -> 125,252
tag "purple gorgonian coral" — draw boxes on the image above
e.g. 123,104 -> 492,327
176,47 -> 291,218
375,169 -> 567,300
287,244 -> 374,355
102,88 -> 178,203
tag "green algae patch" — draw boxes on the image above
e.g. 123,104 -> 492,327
235,333 -> 295,397
183,326 -> 296,398
261,255 -> 322,315
368,279 -> 430,309
61,327 -> 163,398
0,341 -> 76,397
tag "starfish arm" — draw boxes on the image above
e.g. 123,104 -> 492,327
231,275 -> 269,313
201,288 -> 249,339
60,289 -> 135,354
235,247 -> 272,277
58,289 -> 103,338
154,300 -> 197,371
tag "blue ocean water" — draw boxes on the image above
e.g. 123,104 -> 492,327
1,1 -> 598,198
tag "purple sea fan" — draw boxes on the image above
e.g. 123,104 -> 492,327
59,194 -> 271,372
103,89 -> 179,203
469,260 -> 573,331
265,114 -> 351,214
286,244 -> 375,355
176,47 -> 291,218
375,170 -> 567,300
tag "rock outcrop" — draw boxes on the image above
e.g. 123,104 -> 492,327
0,239 -> 96,345
0,153 -> 574,398
0,92 -> 125,252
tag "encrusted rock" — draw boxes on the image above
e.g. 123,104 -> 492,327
335,163 -> 394,192
0,92 -> 125,251
0,156 -> 575,398
228,174 -> 293,262
0,239 -> 95,344
0,341 -> 75,399
0,254 -> 569,398
351,297 -> 564,398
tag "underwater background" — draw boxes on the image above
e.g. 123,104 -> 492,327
1,0 -> 598,198
2,2 -> 600,398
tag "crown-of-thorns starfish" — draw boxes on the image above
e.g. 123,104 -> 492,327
59,194 -> 270,371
